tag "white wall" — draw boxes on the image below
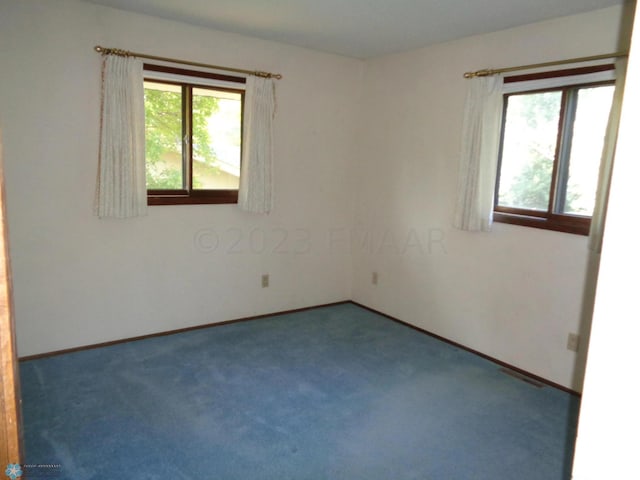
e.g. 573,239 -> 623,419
352,5 -> 631,390
0,0 -> 362,356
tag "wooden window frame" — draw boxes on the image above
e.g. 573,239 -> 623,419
493,65 -> 615,235
143,64 -> 246,206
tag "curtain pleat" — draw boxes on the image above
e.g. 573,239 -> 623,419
453,75 -> 504,232
238,76 -> 276,214
588,59 -> 628,253
95,55 -> 147,218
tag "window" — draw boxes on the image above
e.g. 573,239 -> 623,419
494,66 -> 615,234
143,64 -> 245,205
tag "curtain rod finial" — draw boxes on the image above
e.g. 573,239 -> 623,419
254,71 -> 283,80
464,69 -> 495,79
94,46 -> 104,53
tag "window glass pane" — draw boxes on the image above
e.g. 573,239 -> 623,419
561,85 -> 615,216
192,88 -> 242,190
144,81 -> 184,189
498,91 -> 562,211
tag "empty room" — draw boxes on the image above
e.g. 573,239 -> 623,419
1,0 -> 639,479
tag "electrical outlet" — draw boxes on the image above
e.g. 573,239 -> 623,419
372,272 -> 378,285
261,274 -> 269,288
567,333 -> 580,352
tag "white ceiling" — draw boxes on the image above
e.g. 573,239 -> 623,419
82,0 -> 624,58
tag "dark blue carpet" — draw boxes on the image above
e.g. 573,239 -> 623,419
20,303 -> 579,479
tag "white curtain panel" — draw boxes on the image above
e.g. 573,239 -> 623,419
453,75 -> 504,232
239,76 -> 276,214
589,59 -> 628,253
95,55 -> 147,218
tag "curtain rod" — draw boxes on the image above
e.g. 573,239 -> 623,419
94,45 -> 282,80
463,51 -> 627,79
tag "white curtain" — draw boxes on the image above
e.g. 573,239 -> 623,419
95,54 -> 147,218
588,59 -> 628,253
453,75 -> 504,232
239,76 -> 276,214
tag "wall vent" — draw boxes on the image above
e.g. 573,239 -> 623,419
499,368 -> 545,388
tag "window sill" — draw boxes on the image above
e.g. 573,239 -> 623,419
493,211 -> 590,236
148,190 -> 239,206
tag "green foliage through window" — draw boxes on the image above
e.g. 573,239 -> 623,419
496,83 -> 614,221
144,82 -> 221,190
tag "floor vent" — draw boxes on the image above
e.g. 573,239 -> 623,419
499,368 -> 545,388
